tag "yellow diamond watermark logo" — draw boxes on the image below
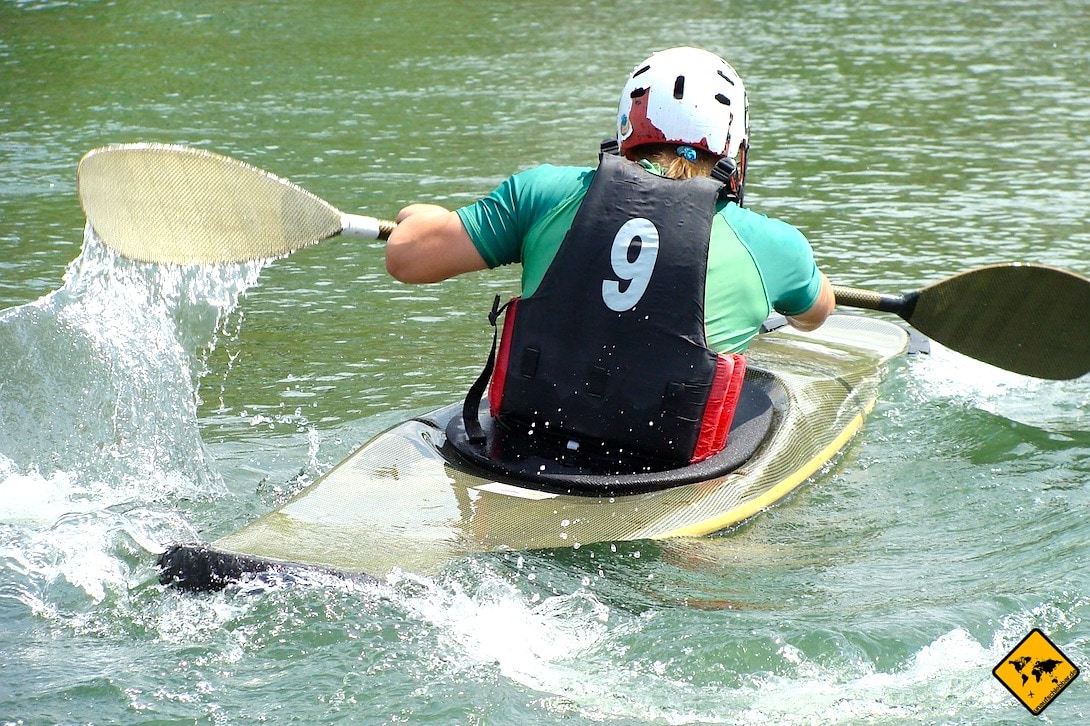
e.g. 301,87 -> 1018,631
993,628 -> 1079,715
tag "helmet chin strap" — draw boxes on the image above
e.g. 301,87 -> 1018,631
711,143 -> 747,206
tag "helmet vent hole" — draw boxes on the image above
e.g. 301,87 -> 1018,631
715,93 -> 731,105
717,70 -> 735,85
673,75 -> 685,99
632,64 -> 651,78
630,87 -> 647,99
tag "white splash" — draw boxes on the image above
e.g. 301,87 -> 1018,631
0,227 -> 266,611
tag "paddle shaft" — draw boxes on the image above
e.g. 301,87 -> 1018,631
833,285 -> 920,320
341,214 -> 397,240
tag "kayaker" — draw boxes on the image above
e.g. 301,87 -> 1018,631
385,46 -> 835,468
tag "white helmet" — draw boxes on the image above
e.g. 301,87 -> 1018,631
617,47 -> 749,161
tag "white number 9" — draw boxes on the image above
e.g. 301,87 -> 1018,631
601,218 -> 659,312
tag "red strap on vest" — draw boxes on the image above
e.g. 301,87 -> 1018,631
690,353 -> 747,463
488,297 -> 519,417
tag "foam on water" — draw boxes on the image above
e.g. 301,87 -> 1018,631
392,566 -> 612,680
907,340 -> 1088,431
371,563 -> 1043,724
15,543 -> 1055,725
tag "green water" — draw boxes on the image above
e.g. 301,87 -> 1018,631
3,0 -> 1089,722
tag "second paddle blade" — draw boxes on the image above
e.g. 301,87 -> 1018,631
909,263 -> 1090,380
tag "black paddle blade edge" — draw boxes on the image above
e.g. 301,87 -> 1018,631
158,544 -> 375,592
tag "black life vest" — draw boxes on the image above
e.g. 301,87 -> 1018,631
480,153 -> 746,467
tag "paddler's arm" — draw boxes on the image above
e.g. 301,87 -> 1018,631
385,204 -> 489,283
785,271 -> 835,332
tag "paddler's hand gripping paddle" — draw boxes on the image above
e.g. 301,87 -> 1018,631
76,143 -> 1090,380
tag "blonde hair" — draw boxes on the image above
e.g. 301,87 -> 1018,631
636,144 -> 719,180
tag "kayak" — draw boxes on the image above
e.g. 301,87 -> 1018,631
159,313 -> 914,591
70,145 -> 1087,591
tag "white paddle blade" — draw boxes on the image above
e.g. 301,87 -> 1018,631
77,143 -> 345,264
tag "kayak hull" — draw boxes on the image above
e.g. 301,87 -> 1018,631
161,315 -> 909,588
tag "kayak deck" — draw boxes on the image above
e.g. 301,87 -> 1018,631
161,315 -> 909,588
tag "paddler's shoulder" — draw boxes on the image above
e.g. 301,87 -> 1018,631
509,163 -> 595,188
503,164 -> 595,205
716,202 -> 812,249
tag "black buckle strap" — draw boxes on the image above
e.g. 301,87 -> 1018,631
599,138 -> 621,158
462,295 -> 513,443
711,156 -> 744,205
